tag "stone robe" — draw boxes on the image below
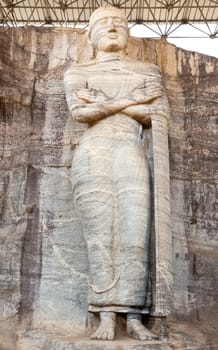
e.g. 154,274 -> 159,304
64,57 -> 166,313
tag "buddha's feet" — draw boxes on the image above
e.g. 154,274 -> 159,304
91,311 -> 116,340
127,314 -> 158,341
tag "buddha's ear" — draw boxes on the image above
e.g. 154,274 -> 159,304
86,31 -> 95,60
87,29 -> 92,42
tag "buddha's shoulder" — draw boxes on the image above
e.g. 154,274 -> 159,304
64,61 -> 98,76
127,59 -> 161,75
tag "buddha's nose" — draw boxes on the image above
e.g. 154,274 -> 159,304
108,27 -> 117,33
108,18 -> 116,32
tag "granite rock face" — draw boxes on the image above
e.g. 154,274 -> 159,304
0,27 -> 217,349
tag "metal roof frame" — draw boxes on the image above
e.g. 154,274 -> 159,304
0,0 -> 217,39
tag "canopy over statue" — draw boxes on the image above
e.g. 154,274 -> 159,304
64,5 -> 172,341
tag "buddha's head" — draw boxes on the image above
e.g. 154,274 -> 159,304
89,6 -> 129,54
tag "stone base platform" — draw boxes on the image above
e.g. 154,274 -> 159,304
17,332 -> 208,350
17,330 -> 175,350
16,320 -> 216,350
48,337 -> 172,350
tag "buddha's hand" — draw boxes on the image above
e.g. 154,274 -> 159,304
75,88 -> 107,103
132,84 -> 162,104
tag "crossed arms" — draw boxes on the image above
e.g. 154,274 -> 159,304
64,64 -> 169,127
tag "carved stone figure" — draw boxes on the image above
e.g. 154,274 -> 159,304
64,6 -> 171,341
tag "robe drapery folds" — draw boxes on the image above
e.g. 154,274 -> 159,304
64,57 -> 172,316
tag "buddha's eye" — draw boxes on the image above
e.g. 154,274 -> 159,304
98,18 -> 108,25
113,18 -> 124,24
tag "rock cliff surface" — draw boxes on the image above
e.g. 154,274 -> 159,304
0,27 -> 217,349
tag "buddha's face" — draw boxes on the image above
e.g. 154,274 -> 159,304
90,16 -> 128,53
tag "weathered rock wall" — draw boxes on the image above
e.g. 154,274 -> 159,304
0,27 -> 217,349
